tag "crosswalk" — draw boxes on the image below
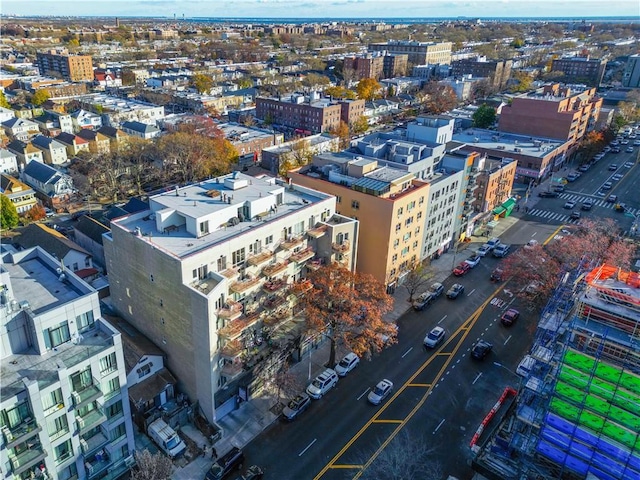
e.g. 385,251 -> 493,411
526,192 -> 638,223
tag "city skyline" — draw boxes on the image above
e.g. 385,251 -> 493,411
3,0 -> 639,19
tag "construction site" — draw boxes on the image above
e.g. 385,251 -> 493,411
472,263 -> 640,480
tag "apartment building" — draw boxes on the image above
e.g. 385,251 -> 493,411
103,173 -> 358,422
368,41 -> 452,66
382,54 -> 409,78
622,54 -> 640,88
473,157 -> 518,214
256,94 -> 364,134
261,133 -> 339,174
451,57 -> 513,88
0,244 -> 135,480
36,49 -> 94,82
76,94 -> 165,127
289,154 -> 430,291
550,56 -> 607,87
216,123 -> 284,160
343,55 -> 384,80
498,83 -> 602,149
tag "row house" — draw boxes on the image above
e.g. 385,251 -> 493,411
55,132 -> 91,157
1,117 -> 39,142
0,149 -> 19,175
71,109 -> 103,131
121,121 -> 160,140
21,160 -> 75,208
97,126 -> 129,152
77,129 -> 111,154
0,173 -> 38,213
7,140 -> 44,168
31,135 -> 69,166
0,107 -> 15,124
103,173 -> 358,422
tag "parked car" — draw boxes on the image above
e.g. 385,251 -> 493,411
471,340 -> 493,360
490,268 -> 504,282
566,172 -> 579,182
524,239 -> 538,249
453,262 -> 471,276
563,201 -> 576,209
493,244 -> 510,258
413,291 -> 434,311
367,379 -> 394,405
501,308 -> 520,327
306,369 -> 338,399
607,194 -> 618,203
206,447 -> 245,480
485,237 -> 501,250
612,173 -> 623,181
428,282 -> 444,298
465,255 -> 481,268
232,465 -> 264,480
44,208 -> 55,218
447,283 -> 465,299
538,191 -> 558,198
552,184 -> 565,192
282,393 -> 311,421
334,352 -> 360,377
602,182 -> 612,190
476,244 -> 492,257
609,164 -> 619,170
578,164 -> 589,172
624,161 -> 634,168
424,326 -> 446,348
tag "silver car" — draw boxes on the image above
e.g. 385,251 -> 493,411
334,353 -> 359,377
367,379 -> 393,405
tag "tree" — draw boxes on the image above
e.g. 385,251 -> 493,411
330,120 -> 350,150
130,449 -> 173,480
357,429 -> 443,480
0,194 -> 19,229
403,262 -> 434,302
351,115 -> 370,136
301,263 -> 394,367
324,85 -> 356,100
0,91 -> 10,109
191,73 -> 214,94
509,70 -> 533,93
30,89 -> 50,106
420,81 -> 458,114
472,104 -> 497,129
23,204 -> 46,223
278,138 -> 314,178
578,130 -> 605,163
356,78 -> 382,102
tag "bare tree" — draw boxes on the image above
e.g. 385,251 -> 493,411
355,429 -> 443,480
403,262 -> 434,303
130,449 -> 173,480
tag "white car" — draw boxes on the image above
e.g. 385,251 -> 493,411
334,353 -> 359,377
524,239 -> 539,249
476,244 -> 491,257
367,379 -> 393,405
306,369 -> 338,399
424,326 -> 446,349
465,255 -> 481,268
564,201 -> 577,209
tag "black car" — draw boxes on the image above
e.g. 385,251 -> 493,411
538,191 -> 558,198
471,340 -> 493,360
490,268 -> 504,282
206,447 -> 245,480
281,393 -> 311,421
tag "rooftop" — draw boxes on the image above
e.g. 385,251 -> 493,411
452,128 -> 566,159
217,123 -> 276,143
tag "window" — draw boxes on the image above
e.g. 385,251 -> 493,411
47,414 -> 69,440
106,400 -> 123,421
217,256 -> 227,271
397,207 -> 403,216
265,235 -> 273,245
401,247 -> 409,256
1,401 -> 30,428
197,265 -> 208,280
76,311 -> 95,333
393,239 -> 399,248
199,220 -> 209,235
232,248 -> 246,266
137,363 -> 151,379
110,422 -> 127,443
336,196 -> 342,204
351,200 -> 360,210
44,321 -> 71,349
84,257 -> 91,268
55,439 -> 73,465
42,389 -> 64,415
103,377 -> 120,400
392,254 -> 398,262
100,353 -> 117,375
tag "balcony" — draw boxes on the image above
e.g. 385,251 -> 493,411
306,258 -> 324,271
221,360 -> 244,379
289,279 -> 313,296
2,419 -> 42,450
85,450 -> 111,479
263,278 -> 288,293
9,446 -> 48,475
247,250 -> 273,266
72,383 -> 102,409
217,301 -> 243,320
229,276 -> 262,294
219,314 -> 262,340
219,267 -> 238,279
307,225 -> 327,238
220,339 -> 244,359
263,294 -> 289,311
262,261 -> 289,277
76,409 -> 107,435
290,247 -> 315,263
281,236 -> 304,250
80,431 -> 109,456
332,241 -> 350,253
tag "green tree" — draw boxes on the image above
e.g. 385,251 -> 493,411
0,91 -> 10,109
0,194 -> 19,230
191,73 -> 214,94
30,89 -> 50,106
351,115 -> 370,135
472,104 -> 497,129
356,78 -> 382,101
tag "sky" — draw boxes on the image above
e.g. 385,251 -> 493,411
3,0 -> 639,19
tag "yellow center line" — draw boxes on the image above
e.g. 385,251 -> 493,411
331,465 -> 363,469
543,224 -> 566,245
314,285 -> 503,480
406,383 -> 431,387
372,419 -> 403,424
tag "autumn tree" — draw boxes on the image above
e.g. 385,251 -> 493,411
278,138 -> 315,178
356,78 -> 382,102
1,194 -> 19,229
420,81 -> 458,114
130,450 -> 173,480
0,91 -> 10,109
330,120 -> 351,150
472,104 -> 497,129
509,70 -> 533,93
403,262 -> 434,302
351,115 -> 370,136
30,89 -> 50,106
301,263 -> 394,367
191,73 -> 214,94
324,85 -> 356,100
23,204 -> 46,223
578,130 -> 605,163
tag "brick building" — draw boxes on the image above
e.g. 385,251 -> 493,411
343,55 -> 384,80
550,56 -> 607,87
368,41 -> 452,66
36,49 -> 93,82
451,57 -> 512,88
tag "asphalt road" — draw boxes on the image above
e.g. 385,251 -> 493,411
242,221 -> 563,480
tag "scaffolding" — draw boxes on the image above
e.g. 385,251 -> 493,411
473,261 -> 640,480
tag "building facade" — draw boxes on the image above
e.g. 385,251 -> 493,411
368,41 -> 452,66
103,173 -> 358,422
0,244 -> 135,480
550,56 -> 607,87
451,58 -> 513,88
343,55 -> 384,81
622,54 -> 640,88
36,50 -> 94,82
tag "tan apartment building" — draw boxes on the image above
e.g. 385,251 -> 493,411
339,98 -> 366,126
368,41 -> 452,66
36,49 -> 93,82
451,58 -> 512,88
289,154 -> 430,291
343,55 -> 384,80
104,173 -> 358,422
498,83 -> 602,150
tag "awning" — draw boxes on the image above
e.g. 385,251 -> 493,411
492,206 -> 506,215
502,198 -> 516,210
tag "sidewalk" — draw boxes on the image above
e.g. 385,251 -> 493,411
174,204 -> 525,479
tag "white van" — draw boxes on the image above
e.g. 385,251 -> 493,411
147,419 -> 186,458
516,355 -> 536,377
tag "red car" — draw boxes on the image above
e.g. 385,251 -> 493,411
501,308 -> 520,326
453,262 -> 471,276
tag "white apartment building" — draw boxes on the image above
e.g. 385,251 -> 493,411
103,172 -> 358,422
0,245 -> 135,480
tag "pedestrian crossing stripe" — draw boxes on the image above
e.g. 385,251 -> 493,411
557,193 -> 638,215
